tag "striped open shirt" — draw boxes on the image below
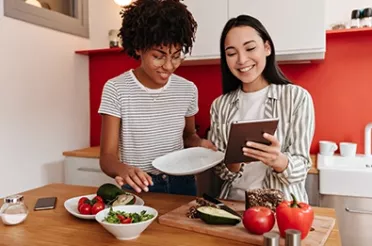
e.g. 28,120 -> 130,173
209,84 -> 315,202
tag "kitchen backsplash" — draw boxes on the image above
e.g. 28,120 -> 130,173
88,30 -> 372,155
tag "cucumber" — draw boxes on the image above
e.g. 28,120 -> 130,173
197,206 -> 241,225
112,193 -> 136,206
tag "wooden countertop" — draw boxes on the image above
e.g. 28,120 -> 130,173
63,146 -> 318,174
0,184 -> 340,246
63,146 -> 101,158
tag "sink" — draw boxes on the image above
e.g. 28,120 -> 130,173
317,154 -> 372,198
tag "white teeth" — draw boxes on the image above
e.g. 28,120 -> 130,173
239,65 -> 254,72
159,73 -> 169,79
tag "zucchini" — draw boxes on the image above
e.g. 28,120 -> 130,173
196,206 -> 241,225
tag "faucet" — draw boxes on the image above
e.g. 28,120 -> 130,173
365,123 -> 372,157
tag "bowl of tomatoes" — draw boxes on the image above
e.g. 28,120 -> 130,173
64,194 -> 106,220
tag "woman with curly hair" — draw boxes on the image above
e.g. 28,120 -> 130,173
98,0 -> 216,196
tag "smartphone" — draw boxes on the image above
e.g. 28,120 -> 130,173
34,197 -> 57,211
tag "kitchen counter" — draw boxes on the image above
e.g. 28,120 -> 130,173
63,146 -> 319,174
0,184 -> 340,245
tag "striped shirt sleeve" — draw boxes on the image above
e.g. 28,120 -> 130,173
185,83 -> 199,117
272,89 -> 315,185
98,80 -> 121,118
209,97 -> 244,181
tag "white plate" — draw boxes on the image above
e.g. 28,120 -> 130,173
64,193 -> 145,220
152,147 -> 224,176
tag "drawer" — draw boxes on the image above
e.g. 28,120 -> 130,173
64,156 -> 116,187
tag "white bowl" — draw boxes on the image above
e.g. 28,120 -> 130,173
95,205 -> 158,240
64,193 -> 145,220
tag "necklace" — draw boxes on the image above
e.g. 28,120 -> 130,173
144,86 -> 165,102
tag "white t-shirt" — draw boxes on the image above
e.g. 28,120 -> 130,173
228,86 -> 269,200
98,69 -> 198,174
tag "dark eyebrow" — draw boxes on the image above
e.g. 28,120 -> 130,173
225,40 -> 256,51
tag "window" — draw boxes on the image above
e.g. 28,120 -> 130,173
4,0 -> 89,38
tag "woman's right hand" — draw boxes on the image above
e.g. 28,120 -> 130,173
115,164 -> 153,193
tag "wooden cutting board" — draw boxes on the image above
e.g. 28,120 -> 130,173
158,200 -> 335,246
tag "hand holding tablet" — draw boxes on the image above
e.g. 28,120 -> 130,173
224,118 -> 279,165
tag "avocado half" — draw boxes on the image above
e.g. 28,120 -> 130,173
197,206 -> 241,225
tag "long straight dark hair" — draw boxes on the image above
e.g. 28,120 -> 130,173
220,15 -> 292,94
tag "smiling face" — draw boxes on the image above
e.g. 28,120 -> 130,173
224,26 -> 271,91
135,45 -> 184,88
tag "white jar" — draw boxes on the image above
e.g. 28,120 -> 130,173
361,8 -> 372,28
350,9 -> 361,28
0,195 -> 28,225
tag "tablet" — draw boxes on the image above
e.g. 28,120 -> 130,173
224,118 -> 279,164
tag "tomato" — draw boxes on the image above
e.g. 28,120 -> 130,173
91,202 -> 105,215
116,214 -> 125,220
121,218 -> 132,224
78,197 -> 89,206
243,206 -> 275,235
92,196 -> 104,205
79,203 -> 92,215
78,203 -> 85,213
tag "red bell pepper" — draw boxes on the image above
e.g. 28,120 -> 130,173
276,193 -> 314,239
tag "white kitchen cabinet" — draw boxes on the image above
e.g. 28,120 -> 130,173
64,156 -> 116,187
228,0 -> 325,61
182,0 -> 228,60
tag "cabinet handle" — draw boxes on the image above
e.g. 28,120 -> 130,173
77,167 -> 102,173
345,207 -> 372,214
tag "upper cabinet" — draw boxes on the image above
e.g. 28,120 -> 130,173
183,0 -> 325,63
228,0 -> 326,62
182,0 -> 228,60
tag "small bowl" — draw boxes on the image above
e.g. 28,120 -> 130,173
95,205 -> 158,240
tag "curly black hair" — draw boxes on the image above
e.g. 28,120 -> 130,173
119,0 -> 197,59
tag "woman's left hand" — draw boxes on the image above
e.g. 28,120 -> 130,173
242,133 -> 288,172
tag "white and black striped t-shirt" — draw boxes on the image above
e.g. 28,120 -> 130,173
98,69 -> 198,174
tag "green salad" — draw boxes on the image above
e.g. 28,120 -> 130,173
103,207 -> 155,224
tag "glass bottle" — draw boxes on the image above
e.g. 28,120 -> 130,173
108,29 -> 121,48
0,195 -> 29,225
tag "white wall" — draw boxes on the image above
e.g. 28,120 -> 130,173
0,1 -> 124,198
88,1 -> 122,49
325,0 -> 372,29
0,0 -> 90,198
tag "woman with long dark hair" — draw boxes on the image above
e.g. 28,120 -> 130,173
209,15 -> 315,202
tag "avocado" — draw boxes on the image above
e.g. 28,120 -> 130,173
197,206 -> 241,225
96,183 -> 125,204
112,193 -> 136,206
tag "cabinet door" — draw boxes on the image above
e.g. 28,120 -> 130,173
182,0 -> 228,59
228,0 -> 325,55
64,157 -> 116,187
